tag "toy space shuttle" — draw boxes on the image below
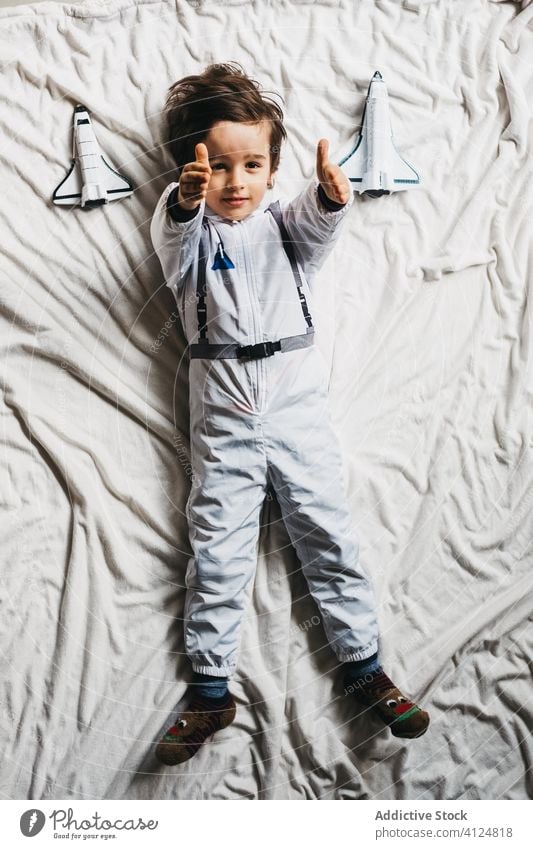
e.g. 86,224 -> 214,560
339,71 -> 420,198
52,105 -> 134,208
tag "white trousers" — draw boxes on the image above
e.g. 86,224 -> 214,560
184,345 -> 380,678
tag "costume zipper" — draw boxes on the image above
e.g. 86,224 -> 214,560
240,224 -> 261,411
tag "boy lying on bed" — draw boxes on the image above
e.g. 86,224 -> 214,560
150,62 -> 430,765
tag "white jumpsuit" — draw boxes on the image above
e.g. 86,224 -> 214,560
150,179 -> 380,678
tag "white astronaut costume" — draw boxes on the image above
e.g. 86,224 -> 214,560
150,179 -> 380,678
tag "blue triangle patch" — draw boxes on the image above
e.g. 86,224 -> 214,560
211,245 -> 235,270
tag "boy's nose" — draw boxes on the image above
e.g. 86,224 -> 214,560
227,168 -> 246,189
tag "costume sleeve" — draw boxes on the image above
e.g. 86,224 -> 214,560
150,182 -> 205,292
280,179 -> 354,279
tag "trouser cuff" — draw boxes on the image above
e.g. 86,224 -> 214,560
335,641 -> 379,663
191,662 -> 234,678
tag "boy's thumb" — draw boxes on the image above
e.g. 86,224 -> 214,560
317,138 -> 329,172
195,143 -> 210,165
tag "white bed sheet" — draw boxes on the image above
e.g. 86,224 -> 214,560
1,0 -> 532,800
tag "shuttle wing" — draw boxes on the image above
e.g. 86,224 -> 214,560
52,156 -> 133,206
52,159 -> 82,205
338,136 -> 367,185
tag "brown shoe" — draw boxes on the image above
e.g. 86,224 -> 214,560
155,692 -> 236,765
347,670 -> 430,739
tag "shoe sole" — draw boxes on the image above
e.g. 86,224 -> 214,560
391,723 -> 429,739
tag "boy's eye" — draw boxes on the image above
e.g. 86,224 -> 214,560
211,161 -> 261,170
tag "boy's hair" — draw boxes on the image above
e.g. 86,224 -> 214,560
163,62 -> 287,176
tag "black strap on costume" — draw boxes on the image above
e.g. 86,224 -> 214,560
193,203 -> 314,353
266,200 -> 313,331
196,222 -> 210,341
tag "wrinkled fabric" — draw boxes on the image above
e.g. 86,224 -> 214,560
2,0 -> 533,802
151,181 -> 380,676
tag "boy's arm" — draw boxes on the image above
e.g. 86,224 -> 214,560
280,178 -> 354,279
150,182 -> 205,292
281,139 -> 353,279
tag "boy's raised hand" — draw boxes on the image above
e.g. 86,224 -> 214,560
316,138 -> 351,206
178,143 -> 212,210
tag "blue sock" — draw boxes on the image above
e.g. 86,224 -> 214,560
343,652 -> 381,687
190,671 -> 230,702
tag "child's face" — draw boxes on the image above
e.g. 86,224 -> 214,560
203,120 -> 275,221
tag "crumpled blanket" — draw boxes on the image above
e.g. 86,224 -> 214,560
0,0 -> 532,800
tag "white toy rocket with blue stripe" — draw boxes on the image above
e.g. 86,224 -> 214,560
339,71 -> 420,198
52,105 -> 134,208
